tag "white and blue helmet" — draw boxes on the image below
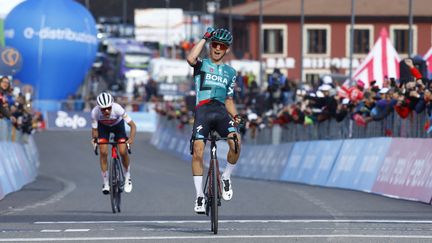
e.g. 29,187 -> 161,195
96,92 -> 113,108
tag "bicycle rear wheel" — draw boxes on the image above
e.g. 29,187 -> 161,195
210,159 -> 219,234
109,158 -> 120,213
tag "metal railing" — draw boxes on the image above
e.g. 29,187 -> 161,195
157,110 -> 432,145
246,111 -> 432,144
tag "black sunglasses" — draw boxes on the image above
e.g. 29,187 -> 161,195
101,107 -> 112,111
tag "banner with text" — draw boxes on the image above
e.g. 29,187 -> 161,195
372,138 -> 432,203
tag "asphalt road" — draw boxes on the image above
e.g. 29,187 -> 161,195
1,131 -> 432,242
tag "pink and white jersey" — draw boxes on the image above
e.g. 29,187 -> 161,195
91,103 -> 132,128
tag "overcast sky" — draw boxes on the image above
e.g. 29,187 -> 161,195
0,0 -> 25,19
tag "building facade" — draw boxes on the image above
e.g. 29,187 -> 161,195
219,0 -> 432,83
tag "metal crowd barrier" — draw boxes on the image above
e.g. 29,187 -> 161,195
0,119 -> 30,143
159,111 -> 432,145
0,119 -> 13,141
248,111 -> 432,144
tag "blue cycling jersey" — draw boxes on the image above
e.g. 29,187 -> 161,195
192,58 -> 237,105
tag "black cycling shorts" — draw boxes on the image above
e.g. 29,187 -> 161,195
97,121 -> 127,141
192,100 -> 237,140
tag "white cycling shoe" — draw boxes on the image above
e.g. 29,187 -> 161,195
124,176 -> 133,193
102,183 -> 110,195
222,178 -> 233,201
194,197 -> 206,214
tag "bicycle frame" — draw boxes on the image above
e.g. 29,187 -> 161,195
94,140 -> 131,213
199,131 -> 238,234
110,148 -> 123,213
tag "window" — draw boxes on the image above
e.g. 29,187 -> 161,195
345,25 -> 373,57
232,26 -> 249,59
353,29 -> 370,53
263,24 -> 287,57
264,29 -> 283,54
393,29 -> 409,53
304,25 -> 330,56
305,73 -> 321,87
390,25 -> 417,56
303,69 -> 328,87
308,29 -> 326,54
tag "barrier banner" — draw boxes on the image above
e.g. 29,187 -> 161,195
280,141 -> 309,182
298,140 -> 342,186
372,138 -> 432,203
149,117 -> 160,146
235,145 -> 265,179
327,138 -> 391,191
326,139 -> 366,189
263,143 -> 293,180
0,144 -> 14,195
126,112 -> 157,132
350,138 -> 391,190
46,111 -> 156,132
150,115 -> 432,203
46,111 -> 91,130
0,141 -> 39,199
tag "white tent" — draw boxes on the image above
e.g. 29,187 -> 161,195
352,28 -> 400,88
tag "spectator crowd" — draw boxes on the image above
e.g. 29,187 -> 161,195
153,58 -> 432,142
0,76 -> 44,140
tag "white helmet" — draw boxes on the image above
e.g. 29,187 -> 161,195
96,92 -> 113,108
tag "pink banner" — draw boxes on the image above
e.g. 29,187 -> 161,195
372,138 -> 432,203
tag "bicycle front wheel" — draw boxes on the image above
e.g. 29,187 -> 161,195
109,158 -> 120,213
115,160 -> 122,213
210,159 -> 219,234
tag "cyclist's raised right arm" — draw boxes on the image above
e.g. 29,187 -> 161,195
187,27 -> 214,66
186,39 -> 206,66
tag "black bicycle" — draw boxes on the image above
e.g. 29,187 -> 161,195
94,139 -> 131,213
192,131 -> 238,234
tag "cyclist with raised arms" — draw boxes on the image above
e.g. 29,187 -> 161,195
91,92 -> 136,194
186,27 -> 243,214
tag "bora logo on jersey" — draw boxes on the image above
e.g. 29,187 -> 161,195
205,73 -> 228,85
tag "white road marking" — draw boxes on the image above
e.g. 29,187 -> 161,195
34,219 -> 432,225
2,234 -> 432,241
40,230 -> 61,233
64,229 -> 90,232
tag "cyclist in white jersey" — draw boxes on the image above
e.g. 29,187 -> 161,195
91,92 -> 136,194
